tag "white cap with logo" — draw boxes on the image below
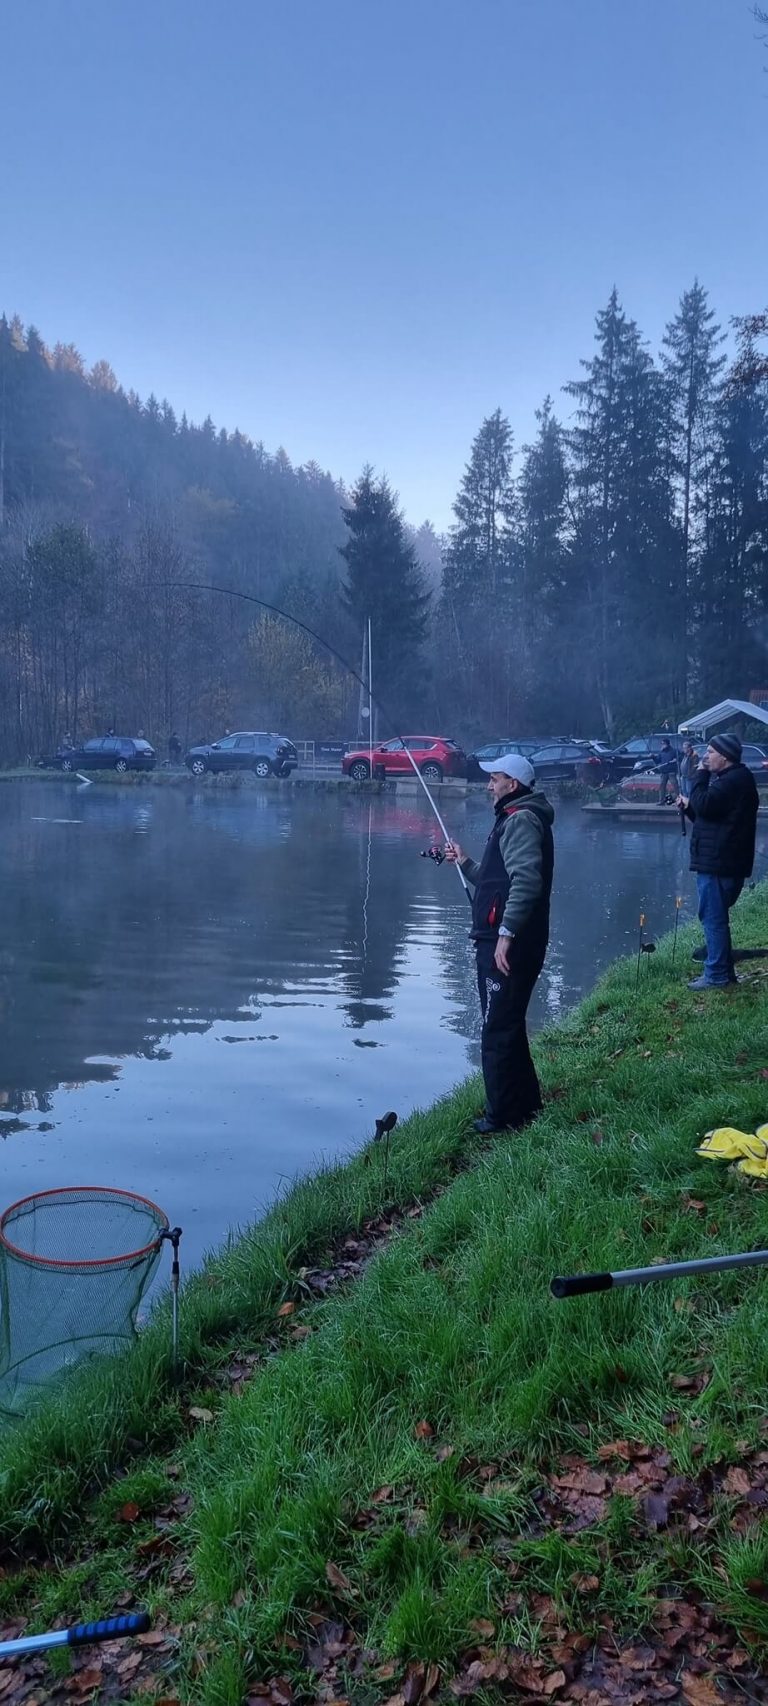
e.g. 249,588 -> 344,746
478,752 -> 535,788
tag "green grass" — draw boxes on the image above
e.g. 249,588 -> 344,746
2,890 -> 768,1701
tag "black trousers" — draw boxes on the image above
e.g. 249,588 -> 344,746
475,937 -> 546,1130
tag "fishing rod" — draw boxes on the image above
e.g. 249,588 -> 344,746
0,1611 -> 150,1660
171,581 -> 471,904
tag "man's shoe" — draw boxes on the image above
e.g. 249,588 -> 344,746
473,1112 -> 541,1135
687,975 -> 732,991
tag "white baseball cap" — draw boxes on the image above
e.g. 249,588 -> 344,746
478,752 -> 535,787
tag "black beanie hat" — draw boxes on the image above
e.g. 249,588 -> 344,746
710,732 -> 742,763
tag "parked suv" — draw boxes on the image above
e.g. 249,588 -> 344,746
185,731 -> 298,778
41,736 -> 156,773
342,736 -> 466,782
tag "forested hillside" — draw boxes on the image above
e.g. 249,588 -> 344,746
1,287 -> 766,762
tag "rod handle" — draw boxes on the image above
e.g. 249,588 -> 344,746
68,1612 -> 151,1646
551,1271 -> 614,1298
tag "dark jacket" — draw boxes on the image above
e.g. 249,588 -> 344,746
685,763 -> 759,879
461,790 -> 555,946
655,744 -> 678,775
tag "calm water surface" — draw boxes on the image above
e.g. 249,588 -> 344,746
2,781 -> 766,1268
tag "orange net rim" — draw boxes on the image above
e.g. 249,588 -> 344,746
0,1186 -> 169,1269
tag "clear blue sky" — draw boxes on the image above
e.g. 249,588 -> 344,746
1,0 -> 765,528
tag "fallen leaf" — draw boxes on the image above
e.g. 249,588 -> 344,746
119,1500 -> 141,1522
722,1465 -> 751,1497
325,1560 -> 355,1594
137,1629 -> 170,1645
276,1300 -> 296,1318
469,1618 -> 495,1638
188,1405 -> 214,1423
543,1672 -> 567,1697
682,1677 -> 723,1706
413,1419 -> 434,1440
597,1440 -> 633,1461
271,1680 -> 293,1706
424,1663 -> 441,1696
290,1324 -> 311,1340
571,1573 -> 600,1593
117,1652 -> 143,1678
403,1662 -> 426,1704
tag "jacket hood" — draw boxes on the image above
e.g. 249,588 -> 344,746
496,789 -> 555,827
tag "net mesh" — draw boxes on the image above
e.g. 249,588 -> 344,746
0,1188 -> 168,1417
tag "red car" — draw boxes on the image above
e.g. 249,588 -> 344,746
342,736 -> 466,782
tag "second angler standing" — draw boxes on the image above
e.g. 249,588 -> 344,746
446,753 -> 554,1134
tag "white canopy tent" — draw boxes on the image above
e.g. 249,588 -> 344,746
678,698 -> 768,737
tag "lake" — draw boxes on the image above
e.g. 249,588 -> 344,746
2,781 -> 765,1269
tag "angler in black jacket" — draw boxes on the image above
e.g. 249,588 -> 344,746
679,732 -> 759,989
445,752 -> 555,1134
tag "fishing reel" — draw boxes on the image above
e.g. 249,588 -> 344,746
420,845 -> 446,865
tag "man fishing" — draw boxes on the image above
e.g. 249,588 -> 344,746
445,754 -> 554,1134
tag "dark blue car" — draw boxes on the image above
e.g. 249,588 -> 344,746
39,736 -> 156,773
185,731 -> 298,777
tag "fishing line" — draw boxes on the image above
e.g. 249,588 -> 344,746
171,580 -> 471,902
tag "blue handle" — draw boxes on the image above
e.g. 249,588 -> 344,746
68,1611 -> 151,1646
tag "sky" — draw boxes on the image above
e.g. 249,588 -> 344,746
1,0 -> 766,529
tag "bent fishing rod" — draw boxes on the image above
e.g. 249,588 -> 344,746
171,580 -> 471,904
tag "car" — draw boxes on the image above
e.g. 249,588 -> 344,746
466,738 -> 560,781
527,740 -> 610,784
743,743 -> 768,779
608,734 -> 685,780
185,731 -> 298,778
39,736 -> 156,773
342,736 -> 466,783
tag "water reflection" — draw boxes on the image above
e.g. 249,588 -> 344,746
1,782 -> 765,1266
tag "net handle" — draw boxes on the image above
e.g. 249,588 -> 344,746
0,1186 -> 169,1269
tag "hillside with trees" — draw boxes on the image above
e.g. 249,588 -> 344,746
0,284 -> 766,762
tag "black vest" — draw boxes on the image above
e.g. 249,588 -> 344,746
471,795 -> 554,945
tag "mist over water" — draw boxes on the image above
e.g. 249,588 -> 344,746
2,782 -> 766,1269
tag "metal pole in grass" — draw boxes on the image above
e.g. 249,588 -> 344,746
160,1227 -> 183,1375
551,1248 -> 768,1298
672,896 -> 683,966
0,1612 -> 150,1660
635,913 -> 645,991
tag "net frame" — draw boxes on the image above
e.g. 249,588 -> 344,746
0,1186 -> 169,1417
0,1186 -> 169,1269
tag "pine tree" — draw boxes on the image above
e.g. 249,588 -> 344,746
444,408 -> 515,605
662,282 -> 725,694
516,398 -> 572,721
439,410 -> 517,732
566,290 -> 681,734
339,467 -> 430,717
698,327 -> 768,696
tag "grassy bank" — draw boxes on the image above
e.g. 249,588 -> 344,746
2,892 -> 768,1703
